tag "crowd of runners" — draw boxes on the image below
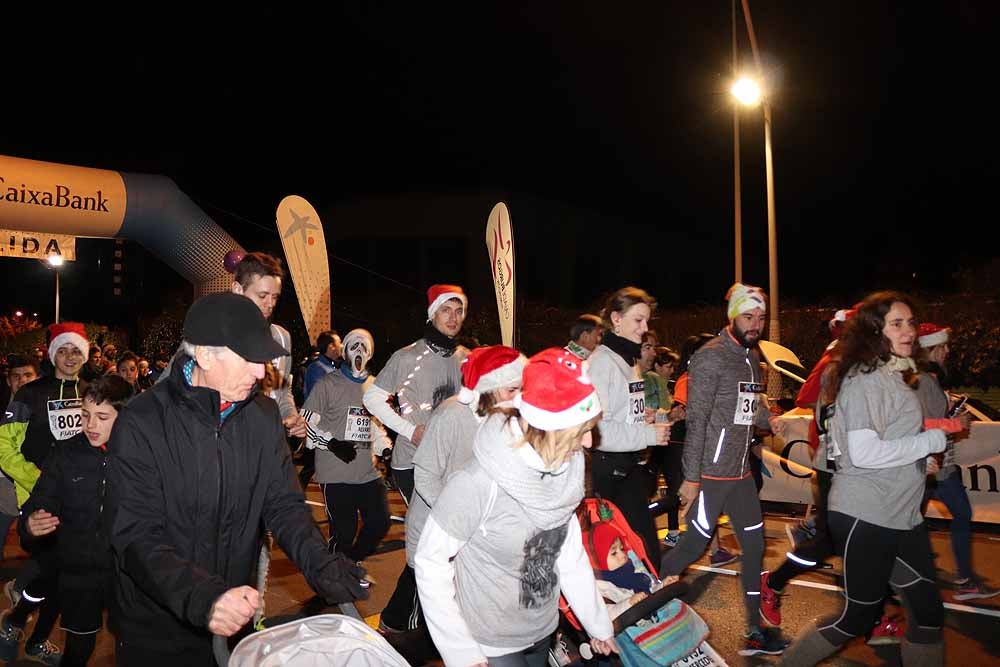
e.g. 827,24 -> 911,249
0,248 -> 995,666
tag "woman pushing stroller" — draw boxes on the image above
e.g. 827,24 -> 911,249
415,348 -> 616,666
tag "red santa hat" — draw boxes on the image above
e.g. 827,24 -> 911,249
590,522 -> 626,570
457,345 -> 526,406
427,284 -> 467,321
828,302 -> 862,338
918,323 -> 950,349
47,322 -> 89,364
514,347 -> 601,431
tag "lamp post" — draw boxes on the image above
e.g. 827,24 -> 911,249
47,254 -> 64,323
731,76 -> 781,397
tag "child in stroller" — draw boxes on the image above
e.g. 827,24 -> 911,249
556,498 -> 723,667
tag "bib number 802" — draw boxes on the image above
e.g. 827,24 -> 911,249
56,414 -> 82,429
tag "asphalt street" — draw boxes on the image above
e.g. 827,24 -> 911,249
2,482 -> 998,666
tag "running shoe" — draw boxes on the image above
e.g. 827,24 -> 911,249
377,619 -> 403,635
866,615 -> 902,645
759,571 -> 782,626
739,627 -> 788,656
662,532 -> 680,548
709,547 -> 738,567
954,578 -> 1000,601
24,639 -> 62,665
0,610 -> 24,663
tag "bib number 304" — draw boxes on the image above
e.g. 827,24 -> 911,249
627,381 -> 646,425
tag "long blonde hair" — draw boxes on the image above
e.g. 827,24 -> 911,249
521,414 -> 601,469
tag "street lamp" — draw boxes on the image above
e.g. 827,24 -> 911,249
47,254 -> 64,323
732,75 -> 781,397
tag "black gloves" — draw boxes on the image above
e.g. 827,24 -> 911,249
316,552 -> 370,603
329,440 -> 357,464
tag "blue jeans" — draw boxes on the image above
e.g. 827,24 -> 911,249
932,469 -> 974,580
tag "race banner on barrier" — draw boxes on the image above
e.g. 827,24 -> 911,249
0,228 -> 76,261
485,202 -> 515,347
762,414 -> 1000,524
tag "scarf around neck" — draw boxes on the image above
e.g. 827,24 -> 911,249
423,322 -> 458,356
602,331 -> 641,367
473,413 -> 585,531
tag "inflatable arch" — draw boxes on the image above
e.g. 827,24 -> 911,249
0,154 -> 243,295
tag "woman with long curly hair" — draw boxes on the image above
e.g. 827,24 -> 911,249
783,291 -> 951,666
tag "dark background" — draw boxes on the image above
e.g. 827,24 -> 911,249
1,3 -> 997,351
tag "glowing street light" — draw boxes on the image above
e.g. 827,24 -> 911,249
732,77 -> 761,107
14,311 -> 23,318
47,254 -> 64,323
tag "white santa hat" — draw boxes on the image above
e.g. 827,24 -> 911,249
918,323 -> 949,349
47,322 -> 89,365
457,345 -> 526,406
514,347 -> 601,431
426,284 -> 467,321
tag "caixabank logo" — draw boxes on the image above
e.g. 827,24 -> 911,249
0,175 -> 111,212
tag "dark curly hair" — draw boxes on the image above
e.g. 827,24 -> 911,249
830,291 -> 919,396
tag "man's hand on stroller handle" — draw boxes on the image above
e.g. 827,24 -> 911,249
589,636 -> 619,656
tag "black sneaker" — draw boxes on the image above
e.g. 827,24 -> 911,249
24,639 -> 61,665
0,610 -> 24,662
739,627 -> 788,656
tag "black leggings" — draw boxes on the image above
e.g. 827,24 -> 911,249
591,452 -> 660,563
321,479 -> 390,562
659,476 -> 765,627
486,636 -> 550,667
9,569 -> 59,647
768,469 -> 835,590
819,512 -> 943,646
654,444 -> 684,531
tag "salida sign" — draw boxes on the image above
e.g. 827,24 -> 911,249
0,229 -> 76,261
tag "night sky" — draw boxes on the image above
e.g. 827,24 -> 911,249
1,3 -> 997,330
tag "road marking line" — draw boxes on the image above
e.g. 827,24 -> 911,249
690,565 -> 1000,617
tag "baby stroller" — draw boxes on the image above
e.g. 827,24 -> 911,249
227,611 -> 411,666
554,498 -> 727,667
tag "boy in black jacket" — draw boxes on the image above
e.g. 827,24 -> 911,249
1,376 -> 133,666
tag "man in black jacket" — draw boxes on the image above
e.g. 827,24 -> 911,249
107,292 -> 369,666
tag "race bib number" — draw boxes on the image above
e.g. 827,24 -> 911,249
344,406 -> 374,442
48,398 -> 83,441
733,382 -> 764,426
628,381 -> 645,425
942,442 -> 956,468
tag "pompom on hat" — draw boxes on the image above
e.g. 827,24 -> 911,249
828,302 -> 862,338
427,284 -> 467,321
514,347 -> 601,431
918,323 -> 950,349
457,345 -> 525,406
47,322 -> 89,365
726,283 -> 767,321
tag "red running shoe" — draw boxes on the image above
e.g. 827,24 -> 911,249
866,615 -> 902,645
759,571 -> 782,626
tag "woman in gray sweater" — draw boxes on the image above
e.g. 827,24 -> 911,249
783,292 -> 948,666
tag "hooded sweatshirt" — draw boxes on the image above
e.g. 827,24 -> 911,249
405,396 -> 482,567
414,413 -> 613,666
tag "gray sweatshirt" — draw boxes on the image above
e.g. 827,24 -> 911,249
405,396 -> 482,566
302,370 -> 391,485
588,345 -> 656,453
682,329 -> 771,482
414,414 -> 612,666
363,340 -> 464,471
828,363 -> 946,530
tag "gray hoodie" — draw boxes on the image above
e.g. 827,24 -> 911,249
414,414 -> 612,666
588,344 -> 656,453
682,329 -> 771,482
